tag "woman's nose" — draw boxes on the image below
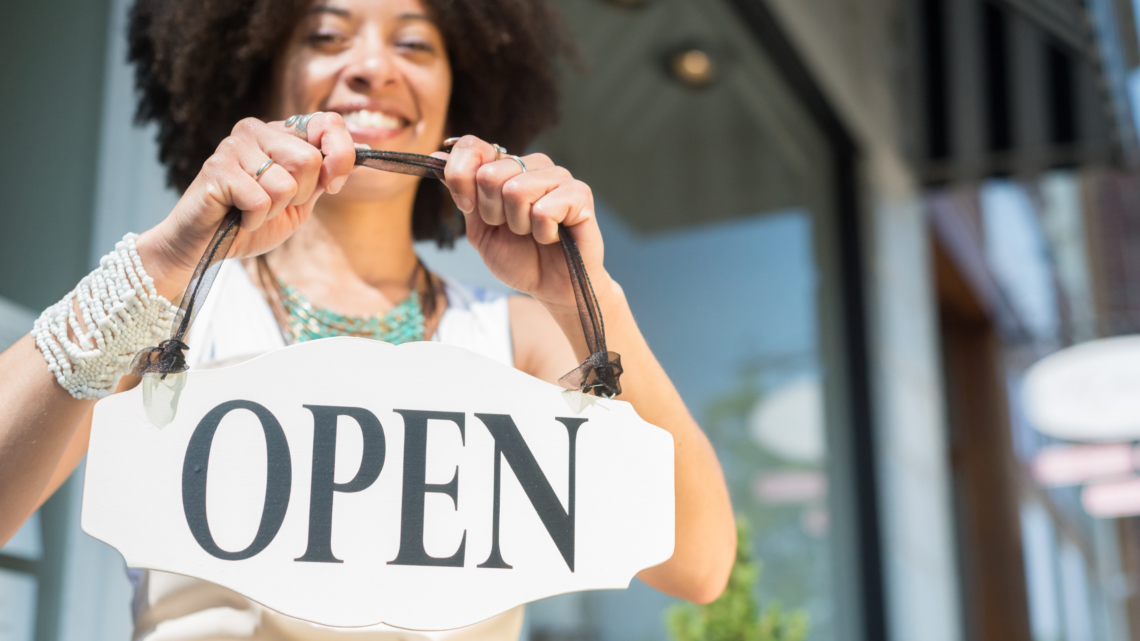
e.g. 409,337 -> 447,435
344,40 -> 395,92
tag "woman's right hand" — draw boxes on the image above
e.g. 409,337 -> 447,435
135,113 -> 356,299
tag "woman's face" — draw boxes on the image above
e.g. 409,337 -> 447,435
274,0 -> 451,203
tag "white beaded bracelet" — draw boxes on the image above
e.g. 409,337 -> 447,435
32,233 -> 176,400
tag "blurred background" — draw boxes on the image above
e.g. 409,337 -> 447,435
5,0 -> 1140,639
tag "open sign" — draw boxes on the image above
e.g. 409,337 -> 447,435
82,338 -> 674,630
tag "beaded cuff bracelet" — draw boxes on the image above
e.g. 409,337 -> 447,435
31,233 -> 176,399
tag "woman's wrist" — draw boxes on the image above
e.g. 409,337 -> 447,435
536,268 -> 612,315
538,271 -> 628,361
135,227 -> 195,303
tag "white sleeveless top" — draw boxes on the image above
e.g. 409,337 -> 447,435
130,260 -> 524,641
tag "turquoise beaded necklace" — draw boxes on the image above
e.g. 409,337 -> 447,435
263,257 -> 427,345
277,280 -> 425,344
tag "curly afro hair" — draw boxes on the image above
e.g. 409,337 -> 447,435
128,0 -> 571,247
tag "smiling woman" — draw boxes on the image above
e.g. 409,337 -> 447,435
131,0 -> 568,248
0,0 -> 737,639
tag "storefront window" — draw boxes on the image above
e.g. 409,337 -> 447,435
0,513 -> 42,641
0,309 -> 42,641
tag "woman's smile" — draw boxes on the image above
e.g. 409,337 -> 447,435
337,107 -> 414,145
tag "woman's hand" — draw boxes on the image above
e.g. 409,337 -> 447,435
137,114 -> 356,298
437,135 -> 606,312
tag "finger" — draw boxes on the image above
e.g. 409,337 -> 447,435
300,112 -> 356,194
201,153 -> 273,232
478,154 -> 559,229
531,180 -> 595,245
443,135 -> 501,215
460,197 -> 492,249
501,164 -> 570,236
223,137 -> 301,223
253,162 -> 298,222
234,117 -> 325,205
476,152 -> 556,229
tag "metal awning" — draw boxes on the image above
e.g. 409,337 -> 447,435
992,0 -> 1092,54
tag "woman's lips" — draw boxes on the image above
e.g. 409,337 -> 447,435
342,109 -> 410,144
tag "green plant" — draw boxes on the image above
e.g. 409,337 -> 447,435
666,519 -> 809,641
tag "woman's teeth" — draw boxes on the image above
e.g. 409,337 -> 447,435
343,110 -> 402,130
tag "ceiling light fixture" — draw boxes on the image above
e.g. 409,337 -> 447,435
668,47 -> 716,87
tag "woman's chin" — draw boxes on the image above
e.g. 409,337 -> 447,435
323,170 -> 421,205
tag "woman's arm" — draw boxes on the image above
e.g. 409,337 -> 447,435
0,114 -> 357,546
0,336 -> 97,544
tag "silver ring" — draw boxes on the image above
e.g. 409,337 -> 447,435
286,112 -> 320,139
255,158 -> 274,179
440,138 -> 508,161
505,154 -> 527,173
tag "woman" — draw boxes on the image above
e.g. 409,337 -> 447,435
0,0 -> 736,637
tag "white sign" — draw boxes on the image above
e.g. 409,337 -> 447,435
1031,443 -> 1136,487
1024,335 -> 1140,441
82,338 -> 674,630
748,377 -> 825,463
1082,476 -> 1140,518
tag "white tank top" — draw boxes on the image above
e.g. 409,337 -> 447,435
130,260 -> 524,641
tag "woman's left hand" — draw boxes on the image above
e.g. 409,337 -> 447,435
435,135 -> 606,311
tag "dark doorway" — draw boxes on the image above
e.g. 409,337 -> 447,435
935,238 -> 1032,641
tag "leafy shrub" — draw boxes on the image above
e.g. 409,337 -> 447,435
666,519 -> 809,641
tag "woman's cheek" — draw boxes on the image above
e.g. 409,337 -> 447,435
283,57 -> 338,113
310,74 -> 342,112
414,65 -> 451,141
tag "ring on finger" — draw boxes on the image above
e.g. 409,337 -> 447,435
440,137 -> 508,161
285,112 -> 320,139
504,154 -> 527,173
255,158 -> 275,179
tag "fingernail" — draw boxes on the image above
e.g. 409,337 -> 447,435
354,143 -> 372,150
453,194 -> 473,213
329,176 -> 348,194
